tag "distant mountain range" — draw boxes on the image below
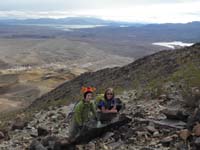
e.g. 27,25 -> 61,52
0,17 -> 143,26
0,18 -> 200,59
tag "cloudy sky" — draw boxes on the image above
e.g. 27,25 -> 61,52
0,0 -> 200,23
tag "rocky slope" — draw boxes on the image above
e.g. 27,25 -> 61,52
0,88 -> 200,150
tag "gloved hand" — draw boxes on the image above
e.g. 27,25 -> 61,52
94,116 -> 98,121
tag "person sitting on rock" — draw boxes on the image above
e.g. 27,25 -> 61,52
69,86 -> 96,141
97,88 -> 122,113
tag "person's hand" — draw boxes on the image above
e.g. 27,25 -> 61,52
97,109 -> 102,112
106,108 -> 117,113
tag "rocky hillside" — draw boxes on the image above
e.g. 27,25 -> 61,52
30,43 -> 200,109
1,88 -> 200,149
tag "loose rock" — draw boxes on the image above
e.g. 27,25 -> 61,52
0,131 -> 5,139
37,127 -> 49,136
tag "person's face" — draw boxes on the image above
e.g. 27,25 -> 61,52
85,93 -> 93,102
106,91 -> 113,100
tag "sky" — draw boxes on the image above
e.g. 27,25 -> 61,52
0,0 -> 200,23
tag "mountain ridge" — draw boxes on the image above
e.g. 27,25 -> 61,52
0,17 -> 139,26
29,43 -> 200,109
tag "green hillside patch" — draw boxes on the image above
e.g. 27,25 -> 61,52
141,62 -> 200,98
170,62 -> 200,88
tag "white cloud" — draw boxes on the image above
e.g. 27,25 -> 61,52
0,11 -> 78,19
86,1 -> 200,23
0,1 -> 200,23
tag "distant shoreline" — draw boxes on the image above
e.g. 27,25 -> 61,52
152,41 -> 194,49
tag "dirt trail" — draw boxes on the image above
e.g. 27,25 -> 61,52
0,98 -> 22,112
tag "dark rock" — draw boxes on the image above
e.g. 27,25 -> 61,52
47,111 -> 55,117
0,131 -> 5,139
54,138 -> 75,150
57,111 -> 66,118
29,140 -> 47,150
118,129 -> 135,141
107,140 -> 123,149
57,114 -> 65,120
194,137 -> 200,147
153,131 -> 160,137
37,127 -> 49,136
30,133 -> 38,138
50,115 -> 58,122
86,142 -> 96,150
179,129 -> 191,141
160,136 -> 173,147
193,123 -> 200,136
133,111 -> 145,118
11,118 -> 27,130
41,136 -> 58,147
176,142 -> 190,150
146,125 -> 157,134
159,94 -> 167,100
126,137 -> 136,144
102,132 -> 114,140
140,148 -> 155,150
162,109 -> 189,122
74,114 -> 131,144
187,108 -> 200,130
0,130 -> 10,140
